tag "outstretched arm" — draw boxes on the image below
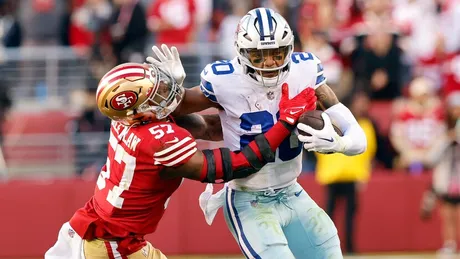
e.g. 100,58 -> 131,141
146,44 -> 220,116
172,86 -> 221,116
174,113 -> 223,141
159,84 -> 317,182
160,119 -> 294,182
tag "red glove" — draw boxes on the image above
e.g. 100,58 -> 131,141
278,83 -> 317,125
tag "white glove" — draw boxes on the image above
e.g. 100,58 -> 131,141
297,112 -> 346,154
146,44 -> 186,86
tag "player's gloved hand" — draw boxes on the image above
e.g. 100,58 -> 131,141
146,44 -> 186,86
297,112 -> 345,153
278,83 -> 317,126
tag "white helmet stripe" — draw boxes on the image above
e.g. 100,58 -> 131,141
259,8 -> 271,41
265,8 -> 275,40
100,68 -> 146,86
97,68 -> 146,99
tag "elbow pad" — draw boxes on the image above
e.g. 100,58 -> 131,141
201,134 -> 275,183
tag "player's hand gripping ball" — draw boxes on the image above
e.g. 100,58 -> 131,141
297,110 -> 343,136
297,110 -> 344,154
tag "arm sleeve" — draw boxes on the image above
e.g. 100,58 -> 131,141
199,121 -> 293,182
325,103 -> 367,155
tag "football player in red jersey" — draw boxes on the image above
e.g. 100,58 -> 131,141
45,62 -> 317,259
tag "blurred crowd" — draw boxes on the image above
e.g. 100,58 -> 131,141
0,0 -> 459,177
0,0 -> 459,254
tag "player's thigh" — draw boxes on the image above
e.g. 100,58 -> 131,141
223,187 -> 289,258
284,183 -> 342,259
127,242 -> 167,259
83,240 -> 167,259
83,239 -> 112,259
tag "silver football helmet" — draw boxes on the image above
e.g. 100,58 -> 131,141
235,7 -> 294,87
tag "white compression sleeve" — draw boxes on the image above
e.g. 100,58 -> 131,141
324,103 -> 367,155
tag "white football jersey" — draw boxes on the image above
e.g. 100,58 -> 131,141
200,52 -> 326,191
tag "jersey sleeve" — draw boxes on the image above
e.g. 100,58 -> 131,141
199,63 -> 220,103
151,124 -> 198,167
290,52 -> 327,91
310,52 -> 327,89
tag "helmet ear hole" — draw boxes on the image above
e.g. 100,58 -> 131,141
282,31 -> 288,40
243,33 -> 252,41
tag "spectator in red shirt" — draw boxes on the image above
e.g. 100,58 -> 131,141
390,77 -> 446,172
416,37 -> 460,98
147,0 -> 196,45
68,0 -> 113,55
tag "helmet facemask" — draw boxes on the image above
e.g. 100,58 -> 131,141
239,45 -> 293,87
139,65 -> 183,118
121,66 -> 184,125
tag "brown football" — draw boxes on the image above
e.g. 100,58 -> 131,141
298,110 -> 344,137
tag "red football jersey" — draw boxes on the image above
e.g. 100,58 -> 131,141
69,120 -> 197,254
417,52 -> 460,97
394,101 -> 445,149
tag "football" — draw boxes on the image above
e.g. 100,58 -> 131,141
298,110 -> 344,137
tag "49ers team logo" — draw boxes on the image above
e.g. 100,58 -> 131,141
110,91 -> 138,110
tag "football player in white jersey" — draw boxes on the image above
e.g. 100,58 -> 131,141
147,7 -> 367,259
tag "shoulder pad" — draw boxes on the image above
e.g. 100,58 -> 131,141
291,52 -> 327,89
149,123 -> 198,167
200,60 -> 236,103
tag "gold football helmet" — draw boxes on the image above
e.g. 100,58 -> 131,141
96,62 -> 184,125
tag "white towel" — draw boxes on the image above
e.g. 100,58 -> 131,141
198,183 -> 227,225
45,222 -> 85,259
